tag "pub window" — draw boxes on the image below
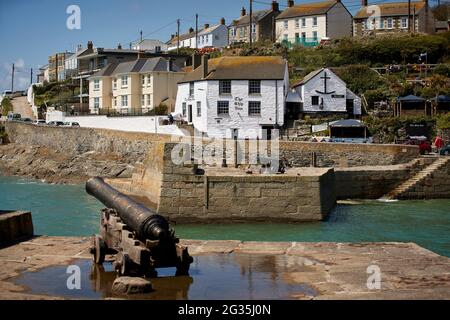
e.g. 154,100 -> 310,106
189,82 -> 194,97
248,101 -> 261,116
197,101 -> 202,117
182,103 -> 187,116
217,101 -> 229,115
219,80 -> 231,95
249,80 -> 261,94
312,96 -> 319,106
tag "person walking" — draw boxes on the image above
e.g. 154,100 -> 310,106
435,135 -> 444,155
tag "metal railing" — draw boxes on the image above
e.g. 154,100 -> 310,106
281,38 -> 319,48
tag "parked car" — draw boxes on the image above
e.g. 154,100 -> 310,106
440,145 -> 450,156
47,121 -> 65,127
7,113 -> 21,121
33,120 -> 46,126
64,122 -> 80,127
21,118 -> 33,123
419,140 -> 432,155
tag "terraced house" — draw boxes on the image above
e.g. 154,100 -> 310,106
228,1 -> 281,44
174,55 -> 289,139
88,57 -> 185,115
275,0 -> 353,47
353,0 -> 435,36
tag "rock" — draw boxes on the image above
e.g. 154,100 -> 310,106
112,277 -> 153,295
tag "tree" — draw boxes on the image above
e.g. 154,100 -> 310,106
1,97 -> 13,116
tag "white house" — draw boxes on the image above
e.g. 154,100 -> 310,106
197,19 -> 229,49
290,68 -> 361,116
174,55 -> 289,139
275,0 -> 353,46
167,19 -> 228,52
132,39 -> 168,53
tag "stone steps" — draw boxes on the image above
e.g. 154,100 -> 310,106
384,157 -> 450,199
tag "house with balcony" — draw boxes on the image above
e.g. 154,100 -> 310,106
48,52 -> 73,82
174,55 -> 289,139
228,1 -> 281,44
353,0 -> 435,36
275,0 -> 353,48
88,57 -> 185,115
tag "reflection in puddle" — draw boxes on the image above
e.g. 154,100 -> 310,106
14,254 -> 317,300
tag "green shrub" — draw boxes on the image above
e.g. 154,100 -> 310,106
1,97 -> 13,116
154,103 -> 168,115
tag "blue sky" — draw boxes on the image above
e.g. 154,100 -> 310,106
0,0 -> 441,92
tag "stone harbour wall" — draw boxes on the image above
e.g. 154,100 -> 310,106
142,143 -> 337,222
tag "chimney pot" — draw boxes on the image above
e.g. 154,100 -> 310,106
287,0 -> 294,7
118,43 -> 122,50
87,41 -> 93,50
272,1 -> 279,11
220,18 -> 226,25
202,55 -> 209,79
241,7 -> 246,17
192,53 -> 202,69
189,27 -> 194,33
204,23 -> 210,29
361,0 -> 368,6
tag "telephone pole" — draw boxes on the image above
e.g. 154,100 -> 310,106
249,0 -> 253,48
408,0 -> 411,33
140,30 -> 143,42
30,68 -> 33,85
177,19 -> 181,54
11,63 -> 15,93
195,14 -> 199,50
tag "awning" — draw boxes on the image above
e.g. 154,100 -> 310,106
397,95 -> 426,102
286,91 -> 302,103
329,119 -> 366,128
431,95 -> 450,103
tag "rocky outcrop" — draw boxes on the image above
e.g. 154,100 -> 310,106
0,143 -> 135,184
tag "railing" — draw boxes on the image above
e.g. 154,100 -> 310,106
65,109 -> 167,117
281,38 -> 319,49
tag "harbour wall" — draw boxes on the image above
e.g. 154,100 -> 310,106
109,142 -> 336,222
4,122 -> 419,168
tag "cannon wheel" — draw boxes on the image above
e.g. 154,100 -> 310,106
116,252 -> 130,276
93,235 -> 106,265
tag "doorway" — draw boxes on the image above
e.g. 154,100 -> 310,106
188,104 -> 193,123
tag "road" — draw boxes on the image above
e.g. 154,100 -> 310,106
11,96 -> 34,120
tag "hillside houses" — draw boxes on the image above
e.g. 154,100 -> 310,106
353,0 -> 435,36
275,0 -> 353,47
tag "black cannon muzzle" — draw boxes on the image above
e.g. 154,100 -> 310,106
86,177 -> 170,241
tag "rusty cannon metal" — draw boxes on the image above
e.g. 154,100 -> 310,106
86,177 -> 193,277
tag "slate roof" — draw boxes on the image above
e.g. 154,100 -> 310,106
276,1 -> 338,20
354,1 -> 426,19
292,68 -> 324,87
179,56 -> 286,83
330,119 -> 366,128
90,57 -> 181,78
230,10 -> 272,27
397,94 -> 426,102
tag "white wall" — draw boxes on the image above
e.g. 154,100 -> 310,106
276,15 -> 327,42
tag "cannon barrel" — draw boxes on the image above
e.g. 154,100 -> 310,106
86,177 -> 170,241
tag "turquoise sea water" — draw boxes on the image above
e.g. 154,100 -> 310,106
1,175 -> 449,257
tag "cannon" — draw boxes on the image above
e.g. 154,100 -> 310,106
86,177 -> 193,277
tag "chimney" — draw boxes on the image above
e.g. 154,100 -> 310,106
171,34 -> 175,39
241,7 -> 246,17
361,0 -> 368,6
204,23 -> 210,29
202,55 -> 209,79
272,1 -> 279,11
118,43 -> 122,50
138,50 -> 145,59
77,44 -> 82,52
167,58 -> 173,72
87,41 -> 93,50
192,53 -> 202,69
189,27 -> 194,33
220,18 -> 226,25
287,0 -> 294,7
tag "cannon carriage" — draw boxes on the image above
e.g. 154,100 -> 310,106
86,177 -> 193,277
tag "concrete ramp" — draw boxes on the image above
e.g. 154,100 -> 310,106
11,96 -> 34,119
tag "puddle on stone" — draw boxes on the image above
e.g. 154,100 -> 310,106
13,254 -> 317,300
